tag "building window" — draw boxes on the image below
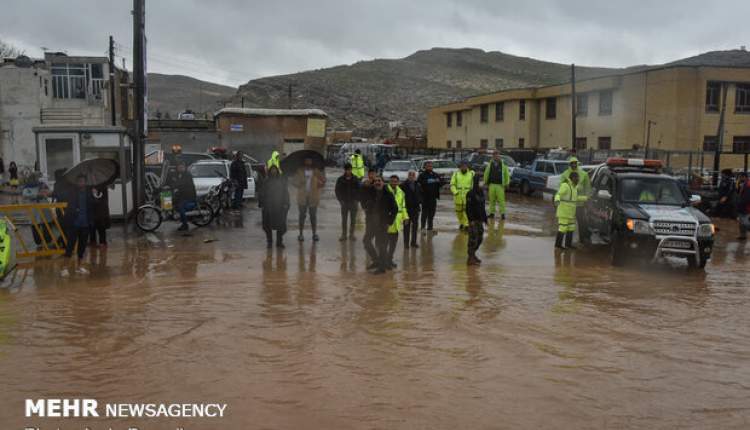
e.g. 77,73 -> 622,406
495,138 -> 503,149
546,97 -> 557,119
734,136 -> 750,153
518,137 -> 525,148
447,140 -> 452,148
599,90 -> 613,115
456,140 -> 463,149
519,99 -> 526,120
51,63 -> 86,99
705,81 -> 721,113
446,112 -> 452,128
480,139 -> 488,149
456,111 -> 463,127
480,104 -> 489,123
575,137 -> 588,150
703,136 -> 718,152
495,102 -> 504,121
597,136 -> 611,150
736,84 -> 750,114
576,94 -> 588,117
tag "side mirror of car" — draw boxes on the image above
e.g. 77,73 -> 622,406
597,189 -> 612,200
689,194 -> 701,204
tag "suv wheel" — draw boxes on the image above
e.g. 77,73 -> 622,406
610,232 -> 625,266
687,254 -> 708,269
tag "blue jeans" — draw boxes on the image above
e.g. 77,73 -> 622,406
178,201 -> 196,226
233,186 -> 244,208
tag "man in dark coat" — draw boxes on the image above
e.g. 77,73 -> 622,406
417,161 -> 441,233
361,175 -> 397,274
166,161 -> 197,231
737,172 -> 750,241
230,151 -> 248,209
89,186 -> 111,247
61,174 -> 95,276
465,175 -> 488,265
335,163 -> 360,241
401,170 -> 422,248
715,169 -> 736,218
259,166 -> 290,248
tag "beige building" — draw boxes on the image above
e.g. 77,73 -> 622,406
427,51 -> 750,157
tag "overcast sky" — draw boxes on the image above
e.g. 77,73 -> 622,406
1,0 -> 748,87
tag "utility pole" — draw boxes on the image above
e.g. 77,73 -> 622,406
645,120 -> 656,158
288,82 -> 293,109
133,0 -> 146,207
713,82 -> 728,186
571,64 -> 577,151
108,36 -> 117,126
241,96 -> 245,108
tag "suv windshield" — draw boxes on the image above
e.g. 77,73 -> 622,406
620,177 -> 686,205
431,160 -> 456,169
385,161 -> 413,171
189,163 -> 225,178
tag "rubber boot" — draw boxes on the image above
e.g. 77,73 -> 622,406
555,232 -> 565,249
564,232 -> 576,250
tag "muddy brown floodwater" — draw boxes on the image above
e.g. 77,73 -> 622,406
0,178 -> 749,429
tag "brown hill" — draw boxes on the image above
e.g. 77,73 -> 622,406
231,48 -> 620,135
147,73 -> 236,118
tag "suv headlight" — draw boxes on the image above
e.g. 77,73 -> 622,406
698,223 -> 715,238
626,218 -> 653,235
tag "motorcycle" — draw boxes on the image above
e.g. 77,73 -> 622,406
135,186 -> 214,232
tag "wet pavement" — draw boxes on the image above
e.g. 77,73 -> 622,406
0,174 -> 749,429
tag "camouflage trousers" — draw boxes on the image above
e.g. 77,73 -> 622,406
467,221 -> 484,256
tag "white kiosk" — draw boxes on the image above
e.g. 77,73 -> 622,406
33,125 -> 134,218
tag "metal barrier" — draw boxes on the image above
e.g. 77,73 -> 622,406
0,203 -> 68,258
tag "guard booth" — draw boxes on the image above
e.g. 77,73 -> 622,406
33,125 -> 134,218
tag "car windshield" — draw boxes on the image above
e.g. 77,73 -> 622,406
189,163 -> 225,178
431,160 -> 456,169
385,161 -> 413,171
620,177 -> 686,205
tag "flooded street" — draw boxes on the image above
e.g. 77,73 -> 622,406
1,181 -> 749,429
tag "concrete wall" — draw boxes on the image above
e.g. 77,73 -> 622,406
0,65 -> 50,168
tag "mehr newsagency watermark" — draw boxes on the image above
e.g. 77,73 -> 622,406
22,398 -> 228,429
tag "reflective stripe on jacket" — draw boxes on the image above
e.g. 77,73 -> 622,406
350,154 -> 365,178
387,184 -> 409,233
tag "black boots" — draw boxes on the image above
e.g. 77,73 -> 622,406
564,232 -> 576,249
555,232 -> 565,249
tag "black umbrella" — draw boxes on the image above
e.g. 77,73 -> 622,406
63,158 -> 120,187
279,150 -> 325,177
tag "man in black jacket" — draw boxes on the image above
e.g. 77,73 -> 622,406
335,163 -> 360,241
417,161 -> 441,233
361,176 -> 397,274
166,161 -> 197,231
401,170 -> 422,248
60,174 -> 95,276
230,151 -> 248,209
465,175 -> 488,265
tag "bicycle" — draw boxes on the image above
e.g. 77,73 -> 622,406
135,186 -> 214,232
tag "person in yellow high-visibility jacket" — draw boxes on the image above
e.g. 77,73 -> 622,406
451,161 -> 475,230
554,172 -> 588,249
267,151 -> 282,174
483,152 -> 510,220
350,149 -> 365,179
386,175 -> 408,269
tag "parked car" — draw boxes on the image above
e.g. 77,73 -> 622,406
417,159 -> 458,187
511,159 -> 570,195
382,160 -> 418,182
580,158 -> 714,269
188,160 -> 256,199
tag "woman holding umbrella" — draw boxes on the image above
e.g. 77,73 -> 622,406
281,151 -> 327,242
